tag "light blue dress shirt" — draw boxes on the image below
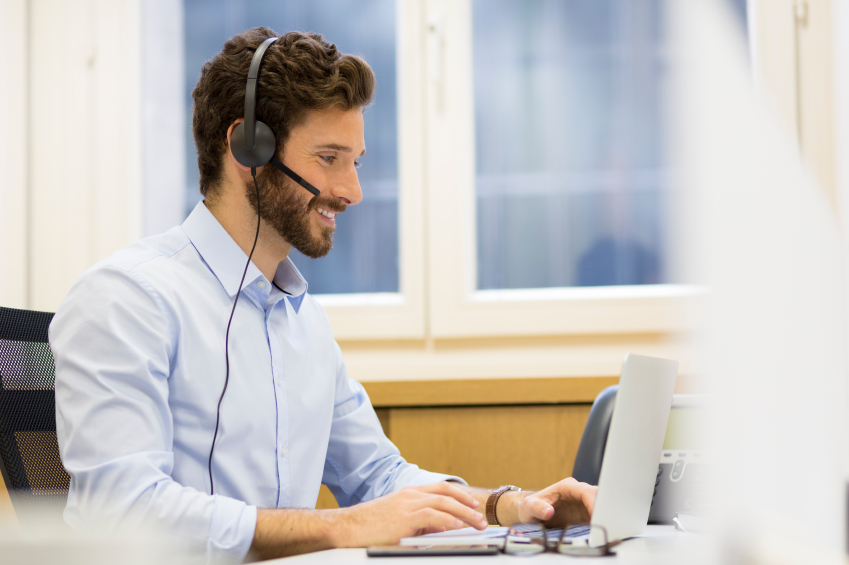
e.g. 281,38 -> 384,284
50,202 -> 461,564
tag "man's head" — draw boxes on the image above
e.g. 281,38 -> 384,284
191,28 -> 374,258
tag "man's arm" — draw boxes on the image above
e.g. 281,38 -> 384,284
249,482 -> 487,560
249,478 -> 597,559
52,267 -> 256,563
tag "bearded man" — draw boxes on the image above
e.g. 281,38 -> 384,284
49,28 -> 596,564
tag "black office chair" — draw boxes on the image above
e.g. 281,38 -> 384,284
0,306 -> 70,526
571,385 -> 618,485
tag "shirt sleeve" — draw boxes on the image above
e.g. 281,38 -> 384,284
51,266 -> 256,565
320,343 -> 466,507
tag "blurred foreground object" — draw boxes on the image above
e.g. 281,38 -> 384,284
672,0 -> 848,562
0,520 -> 196,565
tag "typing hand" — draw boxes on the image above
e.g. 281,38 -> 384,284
517,477 -> 597,527
333,481 -> 488,547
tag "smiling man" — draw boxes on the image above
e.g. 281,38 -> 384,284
49,28 -> 596,564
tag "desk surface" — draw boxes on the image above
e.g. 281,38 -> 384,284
268,526 -> 715,564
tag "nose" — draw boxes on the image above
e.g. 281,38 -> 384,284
330,165 -> 363,206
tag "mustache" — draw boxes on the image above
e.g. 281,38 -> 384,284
308,196 -> 347,214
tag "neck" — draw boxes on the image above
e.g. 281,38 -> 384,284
204,189 -> 290,282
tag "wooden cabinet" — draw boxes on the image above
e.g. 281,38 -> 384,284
316,376 -> 615,508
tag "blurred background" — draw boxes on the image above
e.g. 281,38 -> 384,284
2,0 -> 849,559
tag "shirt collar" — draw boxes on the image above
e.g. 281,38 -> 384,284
181,202 -> 308,311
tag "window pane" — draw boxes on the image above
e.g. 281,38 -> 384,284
184,0 -> 398,293
473,0 -> 668,289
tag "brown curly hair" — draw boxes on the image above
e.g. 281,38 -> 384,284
191,27 -> 375,197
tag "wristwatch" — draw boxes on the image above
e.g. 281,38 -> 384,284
485,485 -> 522,526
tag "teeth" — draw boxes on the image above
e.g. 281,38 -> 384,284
317,207 -> 336,219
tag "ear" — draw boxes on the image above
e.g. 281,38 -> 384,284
226,119 -> 252,172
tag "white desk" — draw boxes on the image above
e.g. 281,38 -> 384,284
268,526 -> 716,564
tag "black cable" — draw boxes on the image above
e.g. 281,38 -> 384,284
208,167 -> 262,494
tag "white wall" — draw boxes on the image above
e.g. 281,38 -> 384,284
0,0 -> 29,309
0,0 -> 187,312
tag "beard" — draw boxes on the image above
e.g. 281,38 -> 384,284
245,165 -> 346,259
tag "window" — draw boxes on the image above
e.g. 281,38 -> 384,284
473,0 -> 667,290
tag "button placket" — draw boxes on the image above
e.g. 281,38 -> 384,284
267,311 -> 290,508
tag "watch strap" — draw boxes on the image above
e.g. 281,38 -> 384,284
485,485 -> 521,526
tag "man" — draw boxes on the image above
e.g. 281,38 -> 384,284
50,28 -> 596,563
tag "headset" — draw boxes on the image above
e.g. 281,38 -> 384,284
230,37 -> 321,195
208,35 -> 321,494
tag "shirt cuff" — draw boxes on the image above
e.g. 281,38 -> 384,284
206,496 -> 257,565
403,470 -> 468,488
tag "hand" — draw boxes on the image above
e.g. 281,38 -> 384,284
517,477 -> 597,527
332,481 -> 488,547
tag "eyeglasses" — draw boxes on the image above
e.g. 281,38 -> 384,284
503,522 -> 619,557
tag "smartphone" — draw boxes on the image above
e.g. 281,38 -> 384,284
367,544 -> 500,557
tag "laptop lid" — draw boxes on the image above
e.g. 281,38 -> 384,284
589,353 -> 678,547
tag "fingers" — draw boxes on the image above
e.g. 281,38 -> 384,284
519,478 -> 597,524
526,496 -> 556,521
582,484 -> 597,516
417,526 -> 448,536
410,507 -> 474,533
414,493 -> 488,530
413,482 -> 480,509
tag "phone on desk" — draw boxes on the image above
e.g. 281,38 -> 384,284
367,545 -> 500,557
649,449 -> 711,523
648,396 -> 713,524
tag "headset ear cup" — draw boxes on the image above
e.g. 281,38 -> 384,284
230,123 -> 252,167
252,121 -> 277,167
230,121 -> 277,168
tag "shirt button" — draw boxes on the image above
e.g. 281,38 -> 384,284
257,281 -> 266,288
280,445 -> 286,457
276,378 -> 282,388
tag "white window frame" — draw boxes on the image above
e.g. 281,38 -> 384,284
423,0 -> 699,340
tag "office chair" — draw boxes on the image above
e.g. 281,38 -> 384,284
0,306 -> 70,526
571,385 -> 618,485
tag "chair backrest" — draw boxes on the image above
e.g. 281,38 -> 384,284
0,306 -> 70,524
571,385 -> 618,485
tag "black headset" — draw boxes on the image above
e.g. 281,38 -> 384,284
208,35 -> 321,495
230,36 -> 321,196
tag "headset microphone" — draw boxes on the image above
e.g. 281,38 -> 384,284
208,35 -> 320,495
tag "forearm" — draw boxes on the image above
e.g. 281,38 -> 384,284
250,507 -> 344,560
454,485 -> 532,527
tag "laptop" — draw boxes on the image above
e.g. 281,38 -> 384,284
399,353 -> 678,549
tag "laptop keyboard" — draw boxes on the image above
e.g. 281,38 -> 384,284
510,524 -> 592,541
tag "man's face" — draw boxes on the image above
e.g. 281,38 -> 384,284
246,107 -> 365,258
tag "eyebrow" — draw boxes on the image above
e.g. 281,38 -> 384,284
314,143 -> 366,157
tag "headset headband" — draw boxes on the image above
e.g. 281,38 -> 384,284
243,36 -> 279,151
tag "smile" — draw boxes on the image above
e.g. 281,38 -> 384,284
317,207 -> 337,219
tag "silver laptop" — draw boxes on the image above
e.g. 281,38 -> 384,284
399,352 -> 678,549
585,353 -> 678,546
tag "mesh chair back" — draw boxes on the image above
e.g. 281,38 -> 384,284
0,306 -> 70,524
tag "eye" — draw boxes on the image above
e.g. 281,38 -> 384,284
354,160 -> 362,169
321,155 -> 335,164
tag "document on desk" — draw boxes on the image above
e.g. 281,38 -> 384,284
399,527 -> 509,547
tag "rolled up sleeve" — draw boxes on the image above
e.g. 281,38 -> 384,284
51,266 -> 255,564
321,344 -> 466,507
